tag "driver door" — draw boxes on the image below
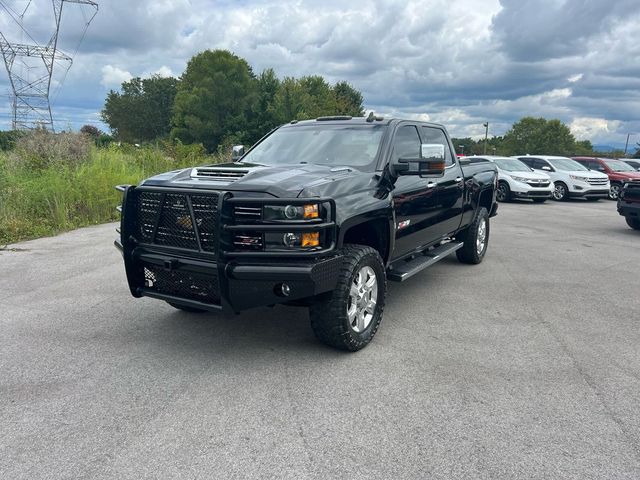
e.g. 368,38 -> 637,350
391,124 -> 442,259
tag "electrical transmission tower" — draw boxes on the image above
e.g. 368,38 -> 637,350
0,0 -> 98,131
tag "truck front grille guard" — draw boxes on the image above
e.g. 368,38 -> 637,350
115,186 -> 337,259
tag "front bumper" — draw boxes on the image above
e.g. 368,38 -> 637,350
617,202 -> 640,219
115,241 -> 343,312
568,188 -> 609,199
511,189 -> 552,199
114,185 -> 342,313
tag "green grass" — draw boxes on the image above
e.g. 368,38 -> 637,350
0,145 -> 221,245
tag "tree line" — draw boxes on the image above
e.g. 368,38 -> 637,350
452,117 -> 600,157
101,49 -> 364,152
100,49 -> 637,159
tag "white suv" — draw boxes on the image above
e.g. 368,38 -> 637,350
515,155 -> 610,201
474,156 -> 553,203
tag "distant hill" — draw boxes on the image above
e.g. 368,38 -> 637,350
593,144 -> 626,154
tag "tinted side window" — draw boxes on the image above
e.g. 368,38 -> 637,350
421,126 -> 453,166
519,157 -> 534,168
392,125 -> 421,161
534,159 -> 548,169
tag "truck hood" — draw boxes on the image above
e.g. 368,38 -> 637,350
140,162 -> 376,198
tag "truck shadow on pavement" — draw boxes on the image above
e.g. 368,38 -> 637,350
137,262 -> 446,357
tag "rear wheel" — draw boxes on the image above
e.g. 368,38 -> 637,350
309,245 -> 386,351
552,182 -> 568,201
167,302 -> 207,313
456,207 -> 489,265
626,216 -> 640,230
609,183 -> 622,200
496,181 -> 511,202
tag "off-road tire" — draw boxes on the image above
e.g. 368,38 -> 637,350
626,216 -> 640,230
309,244 -> 386,351
167,302 -> 207,313
496,181 -> 511,202
456,207 -> 489,265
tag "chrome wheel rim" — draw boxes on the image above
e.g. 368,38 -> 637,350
497,184 -> 508,201
476,218 -> 487,255
347,266 -> 378,333
610,185 -> 620,200
553,184 -> 565,200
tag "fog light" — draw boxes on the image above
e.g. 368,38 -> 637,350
275,283 -> 291,297
283,232 -> 301,247
302,232 -> 320,247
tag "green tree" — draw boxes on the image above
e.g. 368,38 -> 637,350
501,117 -> 577,156
171,49 -> 255,152
101,75 -> 178,143
334,81 -> 365,116
246,68 -> 281,144
574,139 -> 594,155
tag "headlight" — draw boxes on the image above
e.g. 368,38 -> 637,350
510,175 -> 530,183
569,175 -> 589,182
263,204 -> 320,221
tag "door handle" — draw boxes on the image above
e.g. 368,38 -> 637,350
455,177 -> 463,182
427,182 -> 436,188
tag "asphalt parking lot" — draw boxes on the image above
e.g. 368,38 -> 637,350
1,199 -> 639,479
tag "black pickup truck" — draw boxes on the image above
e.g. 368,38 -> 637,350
617,180 -> 640,230
115,116 -> 498,351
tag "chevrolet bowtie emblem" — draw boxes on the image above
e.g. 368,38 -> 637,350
176,215 -> 193,229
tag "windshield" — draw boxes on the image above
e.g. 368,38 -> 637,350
493,158 -> 532,172
241,124 -> 386,171
548,158 -> 588,171
603,159 -> 636,172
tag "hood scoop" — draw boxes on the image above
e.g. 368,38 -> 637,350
191,166 -> 250,182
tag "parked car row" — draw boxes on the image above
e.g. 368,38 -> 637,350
465,155 -> 640,203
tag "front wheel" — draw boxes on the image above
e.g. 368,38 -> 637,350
309,245 -> 386,351
626,216 -> 640,230
496,181 -> 511,202
456,207 -> 489,264
609,183 -> 622,200
552,182 -> 568,201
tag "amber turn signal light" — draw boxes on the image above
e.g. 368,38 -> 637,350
303,204 -> 319,219
301,232 -> 320,247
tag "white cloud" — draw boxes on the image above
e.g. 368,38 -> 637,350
100,65 -> 132,88
570,117 -> 622,142
154,66 -> 174,78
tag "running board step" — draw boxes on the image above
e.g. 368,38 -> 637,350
387,242 -> 464,282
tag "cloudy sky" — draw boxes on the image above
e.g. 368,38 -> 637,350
1,0 -> 639,147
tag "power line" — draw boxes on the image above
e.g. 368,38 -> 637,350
0,0 -> 98,130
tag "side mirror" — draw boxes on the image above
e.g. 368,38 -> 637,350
393,144 -> 446,176
231,145 -> 245,161
541,165 -> 552,171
